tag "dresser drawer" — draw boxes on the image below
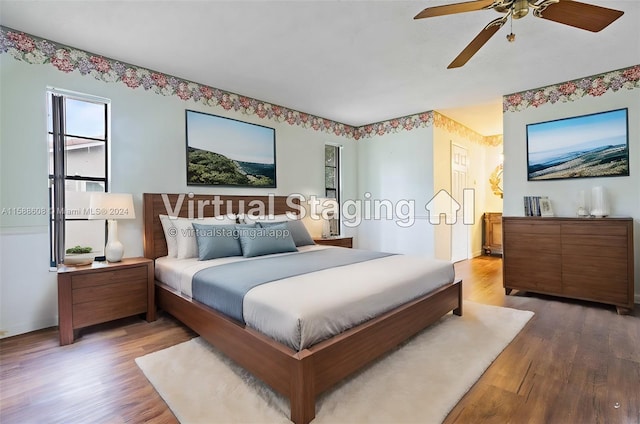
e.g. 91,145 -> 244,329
561,222 -> 628,236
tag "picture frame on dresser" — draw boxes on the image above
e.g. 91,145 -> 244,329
539,198 -> 554,217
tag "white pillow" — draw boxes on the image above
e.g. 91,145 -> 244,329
159,215 -> 178,258
242,213 -> 294,225
171,215 -> 237,259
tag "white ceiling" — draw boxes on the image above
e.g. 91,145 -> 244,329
1,0 -> 638,136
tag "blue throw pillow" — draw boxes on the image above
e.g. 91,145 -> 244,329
238,223 -> 298,258
258,220 -> 315,247
192,223 -> 242,260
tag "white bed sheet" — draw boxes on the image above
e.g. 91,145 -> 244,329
155,246 -> 455,351
155,245 -> 321,297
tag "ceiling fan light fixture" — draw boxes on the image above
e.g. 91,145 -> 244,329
512,0 -> 529,19
414,0 -> 625,68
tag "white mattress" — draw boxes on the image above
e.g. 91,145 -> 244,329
155,246 -> 455,350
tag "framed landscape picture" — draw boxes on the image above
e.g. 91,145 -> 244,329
526,108 -> 629,181
186,110 -> 276,187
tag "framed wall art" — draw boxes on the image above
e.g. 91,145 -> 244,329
186,110 -> 276,187
526,108 -> 629,181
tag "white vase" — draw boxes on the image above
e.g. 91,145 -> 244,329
577,190 -> 589,217
590,186 -> 609,218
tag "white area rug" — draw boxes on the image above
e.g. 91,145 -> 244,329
136,301 -> 533,424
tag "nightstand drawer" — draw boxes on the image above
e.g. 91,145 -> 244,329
71,266 -> 147,289
73,288 -> 147,328
314,237 -> 353,248
72,278 -> 147,304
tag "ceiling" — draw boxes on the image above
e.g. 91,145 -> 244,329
1,0 -> 638,136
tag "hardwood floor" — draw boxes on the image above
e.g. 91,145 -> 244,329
447,256 -> 640,424
1,255 -> 638,423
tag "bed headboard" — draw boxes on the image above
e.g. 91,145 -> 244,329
143,193 -> 300,260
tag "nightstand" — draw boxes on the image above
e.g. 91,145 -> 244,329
57,257 -> 155,345
314,237 -> 353,248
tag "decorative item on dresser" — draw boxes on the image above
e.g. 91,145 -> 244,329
502,217 -> 634,315
482,212 -> 502,256
57,257 -> 155,345
313,236 -> 353,248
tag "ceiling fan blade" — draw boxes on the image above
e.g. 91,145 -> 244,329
414,0 -> 496,19
447,18 -> 505,69
535,0 -> 624,32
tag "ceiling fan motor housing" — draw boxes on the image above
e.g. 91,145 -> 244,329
513,0 -> 530,19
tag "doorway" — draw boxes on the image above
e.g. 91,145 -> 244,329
451,143 -> 470,262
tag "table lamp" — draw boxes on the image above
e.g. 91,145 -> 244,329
89,193 -> 136,262
313,198 -> 339,238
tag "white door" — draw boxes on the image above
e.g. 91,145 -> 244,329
451,144 -> 469,262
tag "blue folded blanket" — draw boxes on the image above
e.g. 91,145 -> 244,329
192,248 -> 393,323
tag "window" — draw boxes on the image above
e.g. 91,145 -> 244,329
324,144 -> 341,236
48,90 -> 109,267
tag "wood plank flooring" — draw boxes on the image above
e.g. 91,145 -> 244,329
1,255 -> 638,423
447,256 -> 640,424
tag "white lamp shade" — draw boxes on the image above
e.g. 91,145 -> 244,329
88,193 -> 136,220
88,193 -> 135,262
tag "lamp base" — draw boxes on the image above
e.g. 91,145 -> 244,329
105,242 -> 124,262
105,220 -> 125,262
322,219 -> 331,239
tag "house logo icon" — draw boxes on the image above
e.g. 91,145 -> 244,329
425,189 -> 475,225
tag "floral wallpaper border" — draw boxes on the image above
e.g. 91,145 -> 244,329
6,27 -> 634,143
434,112 -> 503,147
0,27 -> 358,139
354,110 -> 503,146
503,65 -> 640,113
0,26 -> 502,145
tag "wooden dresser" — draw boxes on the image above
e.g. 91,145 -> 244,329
502,217 -> 634,314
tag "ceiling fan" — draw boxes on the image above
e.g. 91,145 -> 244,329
414,0 -> 624,69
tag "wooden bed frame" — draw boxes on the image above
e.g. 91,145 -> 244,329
143,193 -> 462,424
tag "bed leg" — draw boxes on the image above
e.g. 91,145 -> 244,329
290,352 -> 316,424
453,279 -> 463,316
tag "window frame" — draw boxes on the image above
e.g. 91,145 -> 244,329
324,144 -> 341,236
48,89 -> 110,267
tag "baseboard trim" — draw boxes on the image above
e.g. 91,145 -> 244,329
472,249 -> 483,258
0,317 -> 57,339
